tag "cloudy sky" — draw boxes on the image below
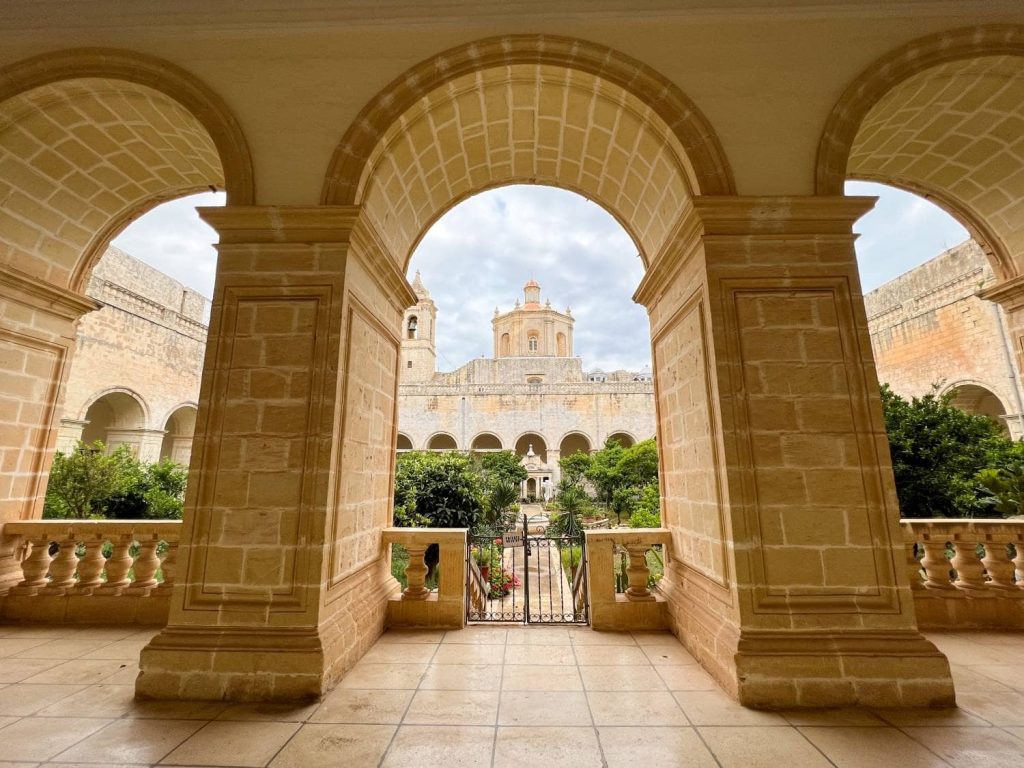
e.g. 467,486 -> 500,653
113,180 -> 968,372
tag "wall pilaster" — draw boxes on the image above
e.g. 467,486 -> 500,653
137,206 -> 414,701
635,196 -> 954,708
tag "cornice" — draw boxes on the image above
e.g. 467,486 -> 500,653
981,274 -> 1024,311
349,215 -> 418,312
197,205 -> 361,244
0,266 -> 99,320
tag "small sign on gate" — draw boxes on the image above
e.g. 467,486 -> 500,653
502,532 -> 524,547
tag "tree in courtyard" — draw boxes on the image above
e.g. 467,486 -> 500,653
475,450 -> 526,529
559,451 -> 591,485
44,442 -> 142,519
585,437 -> 659,523
393,451 -> 484,529
881,384 -> 1020,518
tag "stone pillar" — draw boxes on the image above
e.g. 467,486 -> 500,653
981,278 -> 1024,438
137,207 -> 412,701
135,429 -> 167,463
634,196 -> 953,709
547,448 -> 561,488
0,269 -> 97,589
56,418 -> 88,454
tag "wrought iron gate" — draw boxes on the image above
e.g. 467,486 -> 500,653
467,513 -> 588,623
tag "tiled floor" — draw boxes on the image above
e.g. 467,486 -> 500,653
0,623 -> 1023,766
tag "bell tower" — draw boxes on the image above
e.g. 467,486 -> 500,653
401,271 -> 437,381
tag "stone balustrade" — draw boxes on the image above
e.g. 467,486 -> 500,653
0,520 -> 181,624
382,527 -> 467,629
902,518 -> 1024,629
585,528 -> 671,630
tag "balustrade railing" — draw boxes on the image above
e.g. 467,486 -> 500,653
0,520 -> 181,624
584,528 -> 670,630
382,527 -> 466,629
901,519 -> 1024,629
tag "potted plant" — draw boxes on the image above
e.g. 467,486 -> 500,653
472,546 -> 493,581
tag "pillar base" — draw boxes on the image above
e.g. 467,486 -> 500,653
735,629 -> 955,709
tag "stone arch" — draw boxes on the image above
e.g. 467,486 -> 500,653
79,387 -> 148,452
514,432 -> 547,464
396,433 -> 414,451
471,432 -> 503,451
0,47 -> 254,292
499,333 -> 511,357
559,431 -> 592,457
816,25 -> 1024,279
426,432 -> 458,451
160,403 -> 198,464
605,431 -> 635,448
322,34 -> 735,268
944,381 -> 1010,433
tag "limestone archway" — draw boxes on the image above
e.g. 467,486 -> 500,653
559,432 -> 592,458
817,25 -> 1024,281
160,404 -> 198,465
396,433 -> 414,452
426,432 -> 458,451
946,382 -> 1010,434
0,47 -> 253,521
471,432 -> 503,451
79,388 -> 148,455
514,433 -> 547,465
605,431 -> 635,448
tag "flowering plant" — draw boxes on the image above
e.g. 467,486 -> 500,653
490,568 -> 521,598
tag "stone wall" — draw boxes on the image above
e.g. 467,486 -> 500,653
864,240 -> 1024,437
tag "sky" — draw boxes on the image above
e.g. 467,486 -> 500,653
112,181 -> 970,372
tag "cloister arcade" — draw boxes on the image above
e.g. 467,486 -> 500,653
1,6 -> 1023,721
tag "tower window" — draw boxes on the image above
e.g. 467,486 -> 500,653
407,360 -> 413,368
528,334 -> 538,352
407,316 -> 418,339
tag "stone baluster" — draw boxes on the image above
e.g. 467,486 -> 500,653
951,537 -> 989,593
402,543 -> 430,600
156,540 -> 178,596
40,536 -> 79,595
920,539 -> 958,592
125,534 -> 161,595
74,534 -> 107,594
11,537 -> 53,594
97,533 -> 134,594
981,539 -> 1017,591
1013,538 -> 1024,588
624,544 -> 655,601
905,540 -> 923,590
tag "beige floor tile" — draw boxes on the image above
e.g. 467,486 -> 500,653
12,640 -> 110,660
0,715 -> 17,729
642,643 -> 698,665
269,723 -> 395,767
20,659 -> 127,685
700,726 -> 832,767
217,700 -> 320,721
310,688 -> 413,723
0,762 -> 38,768
574,645 -> 649,665
433,643 -> 505,665
0,626 -> 73,639
674,690 -> 787,726
442,628 -> 507,644
503,643 -> 575,665
799,726 -> 950,767
598,726 -> 718,767
655,664 -> 719,691
0,716 -> 111,762
569,630 -> 636,646
956,689 -> 1024,725
505,627 -> 571,645
381,725 -> 494,767
501,664 -> 582,691
494,726 -> 603,768
498,690 -> 591,726
101,663 -> 140,685
579,664 -> 667,691
630,631 -> 682,646
0,639 -> 50,658
377,630 -> 445,644
125,698 -> 228,720
360,643 -> 438,664
54,717 -> 205,764
404,689 -> 499,726
902,726 -> 1024,767
0,658 -> 62,683
587,690 -> 688,726
337,662 -> 426,689
78,638 -> 150,661
0,684 -> 89,716
420,663 -> 501,690
781,708 -> 886,726
36,684 -> 135,718
67,627 -> 140,641
874,707 -> 990,727
160,720 -> 301,766
950,665 -> 1014,693
971,664 -> 1024,692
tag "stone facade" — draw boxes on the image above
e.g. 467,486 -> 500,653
865,240 -> 1024,437
56,247 -> 208,464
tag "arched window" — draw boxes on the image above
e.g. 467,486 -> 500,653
500,333 -> 511,356
528,334 -> 538,353
407,316 -> 418,339
556,332 -> 566,356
